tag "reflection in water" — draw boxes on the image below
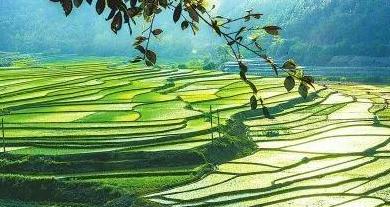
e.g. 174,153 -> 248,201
220,60 -> 390,84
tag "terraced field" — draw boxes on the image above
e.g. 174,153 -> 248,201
148,83 -> 390,206
1,62 -> 218,151
0,59 -> 389,206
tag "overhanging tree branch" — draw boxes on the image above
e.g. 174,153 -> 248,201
49,0 -> 315,111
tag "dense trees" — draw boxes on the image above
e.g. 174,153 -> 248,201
2,1 -> 388,66
246,0 -> 390,65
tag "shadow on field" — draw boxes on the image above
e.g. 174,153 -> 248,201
147,87 -> 390,207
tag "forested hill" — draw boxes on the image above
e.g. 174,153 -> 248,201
0,0 -> 389,66
228,0 -> 390,66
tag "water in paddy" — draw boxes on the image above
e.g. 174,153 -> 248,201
3,52 -> 389,85
0,52 -> 389,207
221,60 -> 390,84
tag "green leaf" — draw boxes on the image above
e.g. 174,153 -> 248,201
73,0 -> 83,8
181,21 -> 189,30
96,0 -> 105,15
134,45 -> 145,54
173,2 -> 182,23
284,76 -> 295,92
145,50 -> 157,65
60,0 -> 73,16
152,29 -> 163,36
127,7 -> 140,18
111,12 -> 122,34
212,20 -> 221,36
159,0 -> 168,8
106,9 -> 117,21
187,6 -> 199,23
250,95 -> 257,110
302,75 -> 315,89
282,59 -> 298,70
262,26 -> 281,36
293,69 -> 304,79
238,61 -> 248,73
130,0 -> 137,8
298,82 -> 309,99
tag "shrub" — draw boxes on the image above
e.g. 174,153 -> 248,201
0,150 -> 206,175
202,62 -> 217,70
0,175 -> 124,205
177,64 -> 187,69
373,115 -> 381,126
197,119 -> 257,164
263,130 -> 280,137
104,195 -> 135,207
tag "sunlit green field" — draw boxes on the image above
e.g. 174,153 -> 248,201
0,58 -> 389,207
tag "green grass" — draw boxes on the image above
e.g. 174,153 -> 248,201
102,89 -> 152,100
89,175 -> 195,195
378,108 -> 390,117
5,112 -> 95,123
129,141 -> 209,152
0,200 -> 86,207
132,92 -> 177,103
14,103 -> 138,113
10,147 -> 125,156
76,111 -> 140,122
0,90 -> 56,102
6,123 -> 184,137
134,101 -> 201,121
5,118 -> 184,128
177,89 -> 218,102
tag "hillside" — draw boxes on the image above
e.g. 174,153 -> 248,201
0,58 -> 389,206
248,0 -> 390,66
1,0 -> 389,66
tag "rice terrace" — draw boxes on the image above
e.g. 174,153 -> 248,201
0,55 -> 388,206
0,0 -> 390,207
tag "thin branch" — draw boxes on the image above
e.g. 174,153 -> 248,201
144,14 -> 156,59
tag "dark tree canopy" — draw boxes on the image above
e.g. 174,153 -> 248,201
49,0 -> 314,111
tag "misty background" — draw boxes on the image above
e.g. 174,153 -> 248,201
0,0 -> 389,66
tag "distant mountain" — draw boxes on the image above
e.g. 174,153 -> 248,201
219,0 -> 390,66
0,0 -> 389,66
